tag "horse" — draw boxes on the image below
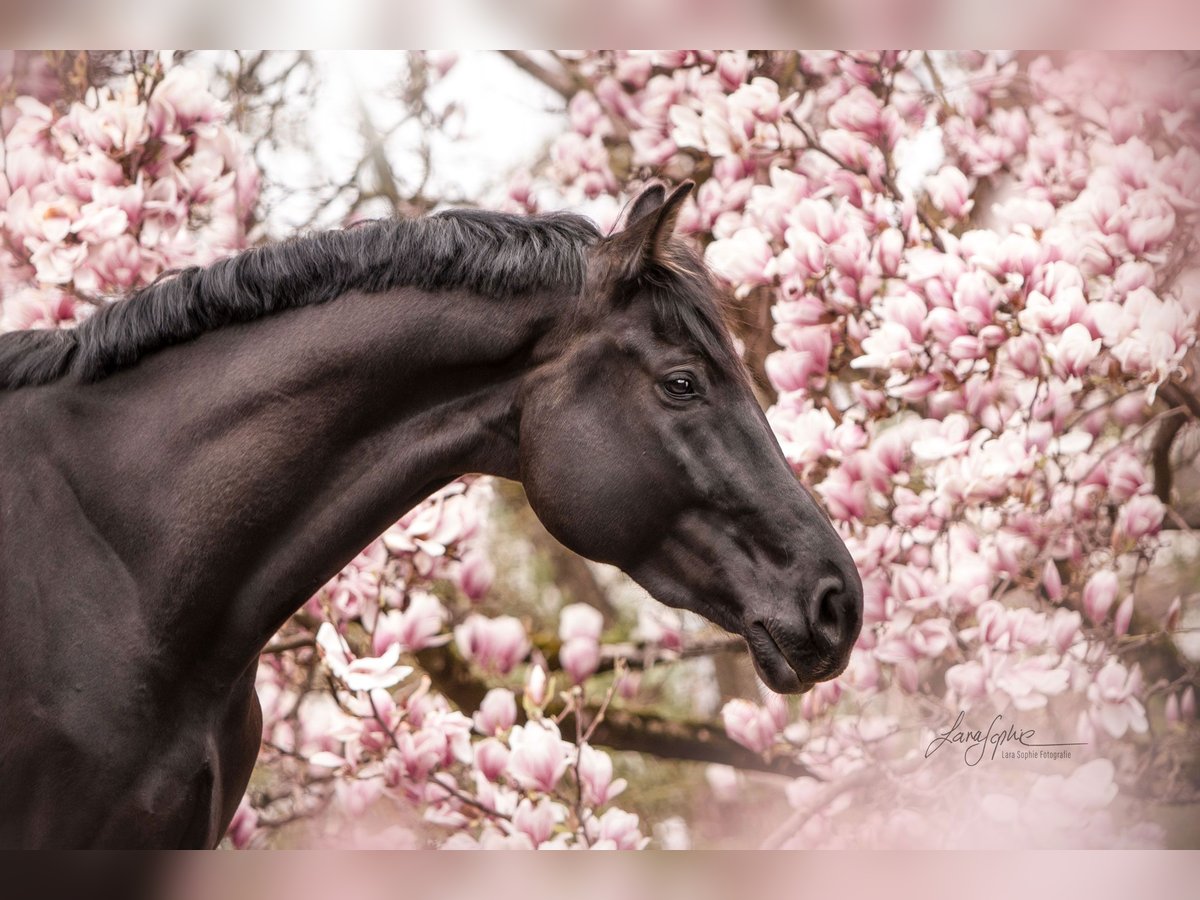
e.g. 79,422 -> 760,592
0,181 -> 863,848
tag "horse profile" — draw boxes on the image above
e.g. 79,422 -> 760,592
0,182 -> 862,848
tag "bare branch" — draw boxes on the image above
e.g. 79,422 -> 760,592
596,635 -> 746,673
356,98 -> 407,216
499,51 -> 577,100
262,635 -> 316,655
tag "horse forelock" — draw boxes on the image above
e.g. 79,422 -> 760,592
618,239 -> 746,382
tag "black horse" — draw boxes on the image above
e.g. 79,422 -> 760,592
0,182 -> 862,848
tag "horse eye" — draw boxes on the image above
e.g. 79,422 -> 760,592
663,374 -> 696,397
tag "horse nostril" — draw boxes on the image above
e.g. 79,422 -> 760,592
811,575 -> 845,636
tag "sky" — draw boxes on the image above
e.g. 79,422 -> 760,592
253,51 -> 566,233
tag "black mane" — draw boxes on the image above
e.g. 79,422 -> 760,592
0,206 -> 736,389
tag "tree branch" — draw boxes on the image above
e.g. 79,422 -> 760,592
1151,380 -> 1198,515
1152,409 -> 1187,503
1160,381 -> 1200,420
596,635 -> 747,673
356,98 -> 407,216
499,51 -> 577,100
1162,508 -> 1200,531
520,630 -> 747,677
263,635 -> 316,655
566,705 -> 812,777
414,644 -> 811,777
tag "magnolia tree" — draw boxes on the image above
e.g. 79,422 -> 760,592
495,50 -> 1200,847
4,51 -> 1198,849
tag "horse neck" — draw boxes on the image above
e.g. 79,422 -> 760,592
38,284 -> 559,685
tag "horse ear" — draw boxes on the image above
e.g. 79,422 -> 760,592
625,183 -> 668,225
609,181 -> 694,278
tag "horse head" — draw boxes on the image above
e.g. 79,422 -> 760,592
518,182 -> 863,694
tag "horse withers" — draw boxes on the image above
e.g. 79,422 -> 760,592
0,182 -> 862,847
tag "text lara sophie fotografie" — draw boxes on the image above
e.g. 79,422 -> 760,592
925,711 -> 1087,766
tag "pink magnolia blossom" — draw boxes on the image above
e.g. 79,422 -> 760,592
1087,661 -> 1149,738
559,637 -> 601,684
721,699 -> 779,754
1183,687 -> 1197,720
473,738 -> 510,782
1050,323 -> 1102,377
852,320 -> 921,371
1042,560 -> 1063,603
992,654 -> 1070,711
148,65 -> 227,132
632,605 -> 684,651
524,663 -> 549,708
1104,454 -> 1148,503
924,166 -> 973,218
507,721 -> 572,793
828,86 -> 894,146
512,797 -> 560,847
226,797 -> 259,849
458,549 -> 495,601
316,623 -> 412,692
946,660 -> 988,703
1050,610 -> 1082,655
454,614 -> 530,675
586,808 -> 649,850
472,688 -> 517,736
73,235 -> 152,295
705,227 -> 776,293
1113,595 -> 1135,638
715,52 -> 749,91
1166,693 -> 1182,727
559,603 -> 604,642
767,333 -> 833,389
1115,494 -> 1164,541
372,591 -> 448,655
1082,570 -> 1120,624
335,777 -> 383,818
0,287 -> 79,332
780,228 -> 827,280
578,743 -> 628,807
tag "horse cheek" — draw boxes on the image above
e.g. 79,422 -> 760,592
519,413 -> 652,568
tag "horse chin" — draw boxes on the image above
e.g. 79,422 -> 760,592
746,623 -> 814,695
751,656 -> 814,695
